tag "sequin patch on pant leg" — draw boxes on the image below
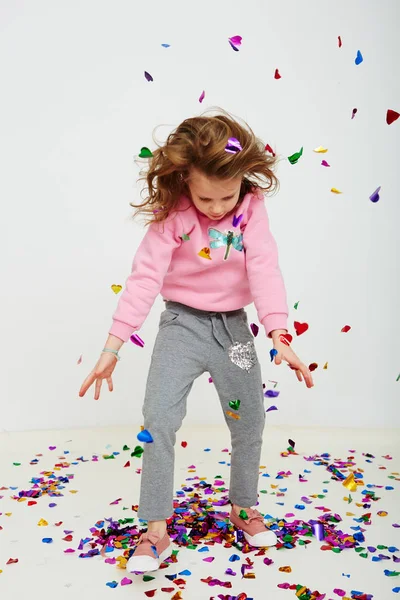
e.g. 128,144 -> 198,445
228,341 -> 257,372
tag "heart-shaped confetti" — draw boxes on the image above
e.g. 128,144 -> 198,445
387,109 -> 400,125
294,321 -> 308,336
111,284 -> 122,294
279,333 -> 292,346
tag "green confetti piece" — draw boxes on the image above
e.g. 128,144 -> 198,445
294,301 -> 299,310
359,552 -> 368,559
228,399 -> 241,410
377,545 -> 388,550
355,547 -> 366,553
396,373 -> 400,382
288,146 -> 303,165
143,575 -> 155,582
103,454 -> 115,459
298,540 -> 305,545
138,147 -> 153,158
123,445 -> 130,451
239,509 -> 248,520
260,490 -> 268,494
332,547 -> 342,553
187,544 -> 197,550
13,462 -> 21,466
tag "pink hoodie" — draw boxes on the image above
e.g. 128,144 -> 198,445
109,188 -> 288,342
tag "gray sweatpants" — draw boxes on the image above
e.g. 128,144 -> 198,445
137,300 -> 266,521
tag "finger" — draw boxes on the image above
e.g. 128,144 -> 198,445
274,353 -> 282,365
79,372 -> 96,397
94,378 -> 102,401
299,364 -> 314,388
107,377 -> 113,393
296,370 -> 303,382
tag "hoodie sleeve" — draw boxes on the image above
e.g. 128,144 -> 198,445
109,212 -> 182,342
242,196 -> 288,337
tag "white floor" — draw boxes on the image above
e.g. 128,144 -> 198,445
0,425 -> 399,600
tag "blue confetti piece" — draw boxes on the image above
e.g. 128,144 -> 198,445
204,448 -> 211,451
218,461 -> 226,464
385,486 -> 394,491
389,546 -> 399,553
354,473 -> 363,479
106,581 -> 118,588
355,50 -> 363,65
279,488 -> 288,492
178,569 -> 191,576
264,514 -> 274,520
372,556 -> 382,562
198,547 -> 209,552
385,569 -> 399,577
295,504 -> 305,510
48,503 -> 57,508
342,573 -> 351,578
392,587 -> 400,593
304,470 -> 311,473
229,554 -> 241,562
276,502 -> 284,506
42,538 -> 53,543
137,429 -> 153,443
322,489 -> 328,493
269,348 -> 278,361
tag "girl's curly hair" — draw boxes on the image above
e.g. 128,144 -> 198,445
131,106 -> 279,227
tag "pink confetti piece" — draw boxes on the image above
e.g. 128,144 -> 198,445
203,556 -> 215,562
64,548 -> 75,553
333,589 -> 346,597
121,577 -> 132,586
130,333 -> 144,348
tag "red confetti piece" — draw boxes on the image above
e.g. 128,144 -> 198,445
123,461 -> 130,468
386,109 -> 399,125
7,558 -> 18,565
341,325 -> 351,332
294,321 -> 309,336
181,441 -> 187,448
265,144 -> 276,156
144,590 -> 157,598
27,501 -> 37,506
309,363 -> 318,372
338,35 -> 342,47
62,535 -> 73,542
274,68 -> 281,79
279,333 -> 292,346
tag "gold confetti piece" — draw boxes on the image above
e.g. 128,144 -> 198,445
69,490 -> 78,494
296,588 -> 308,597
243,573 -> 256,579
226,410 -> 240,420
331,188 -> 343,194
346,512 -> 355,516
343,473 -> 357,492
279,566 -> 292,573
38,518 -> 48,526
111,284 -> 122,294
377,511 -> 388,517
323,362 -> 328,369
5,513 -> 12,517
313,146 -> 328,153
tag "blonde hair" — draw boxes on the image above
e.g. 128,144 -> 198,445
131,106 -> 279,227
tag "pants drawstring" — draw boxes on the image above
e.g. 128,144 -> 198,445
209,312 -> 236,350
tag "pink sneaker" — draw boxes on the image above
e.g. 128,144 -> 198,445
230,507 -> 278,547
126,530 -> 173,573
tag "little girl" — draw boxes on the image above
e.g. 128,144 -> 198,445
79,108 -> 314,573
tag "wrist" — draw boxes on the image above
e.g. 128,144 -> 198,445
270,329 -> 287,340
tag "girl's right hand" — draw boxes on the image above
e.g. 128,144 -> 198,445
79,353 -> 118,400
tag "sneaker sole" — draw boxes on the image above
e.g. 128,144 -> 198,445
126,542 -> 173,573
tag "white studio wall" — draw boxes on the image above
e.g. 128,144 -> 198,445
1,0 -> 399,432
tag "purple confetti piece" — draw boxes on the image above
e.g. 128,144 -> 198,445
312,523 -> 325,540
225,137 -> 242,154
265,390 -> 280,398
266,405 -> 278,412
250,323 -> 259,337
144,71 -> 153,82
130,333 -> 144,347
321,160 -> 330,167
232,213 -> 243,227
369,185 -> 381,203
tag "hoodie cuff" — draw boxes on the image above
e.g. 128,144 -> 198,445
109,320 -> 138,343
261,314 -> 288,338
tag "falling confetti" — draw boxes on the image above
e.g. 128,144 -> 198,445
294,321 -> 308,336
331,188 -> 343,194
274,68 -> 282,79
355,50 -> 363,65
111,284 -> 122,294
341,325 -> 351,333
288,147 -> 303,165
369,186 -> 381,203
387,109 -> 400,125
130,333 -> 145,347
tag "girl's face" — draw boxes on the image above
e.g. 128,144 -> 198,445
185,167 -> 243,221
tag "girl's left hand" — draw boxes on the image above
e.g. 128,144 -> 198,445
271,335 -> 314,389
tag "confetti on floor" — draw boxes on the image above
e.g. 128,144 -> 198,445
0,427 -> 398,598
